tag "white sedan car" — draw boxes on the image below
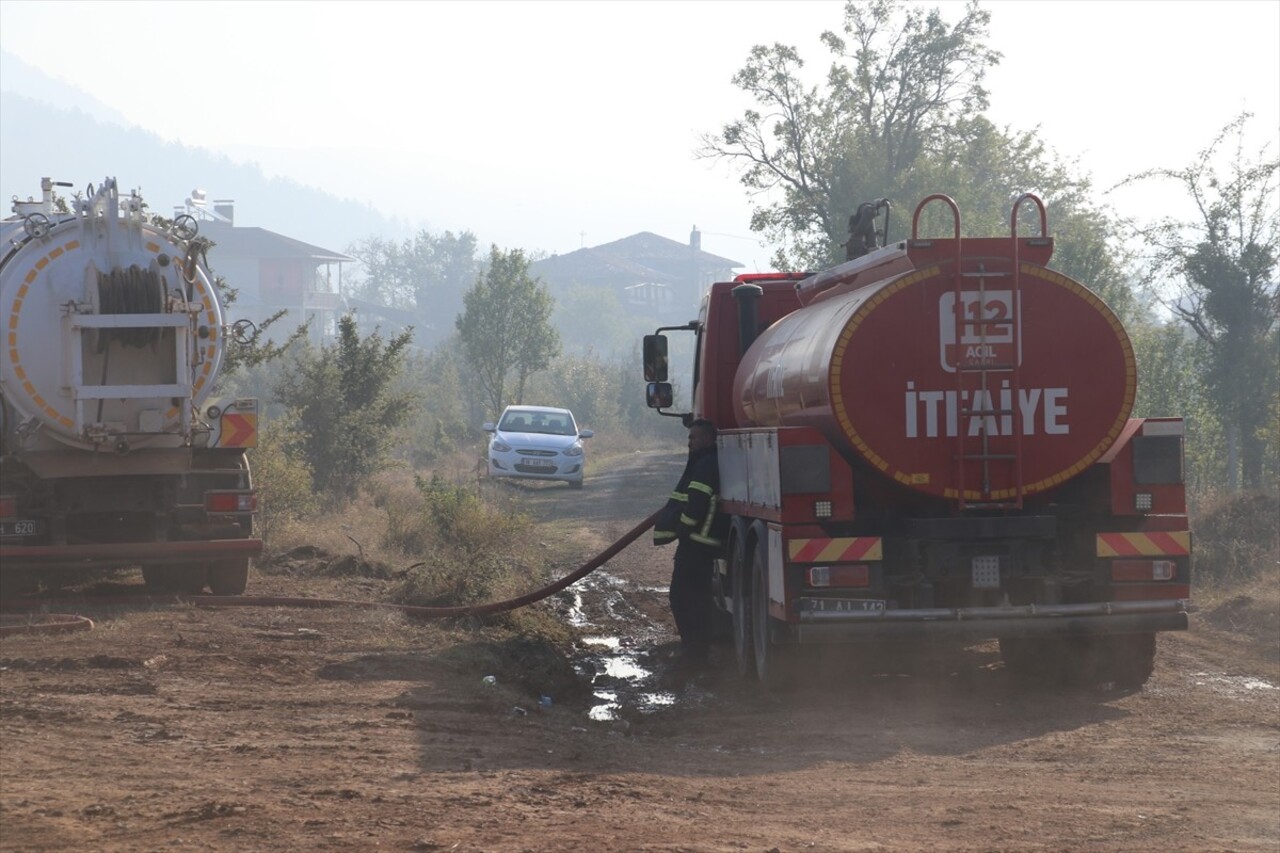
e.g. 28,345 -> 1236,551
483,406 -> 593,489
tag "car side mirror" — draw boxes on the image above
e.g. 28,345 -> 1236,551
646,382 -> 673,409
643,334 -> 669,382
579,429 -> 594,439
482,422 -> 496,432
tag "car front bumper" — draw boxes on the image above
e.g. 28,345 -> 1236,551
489,455 -> 583,483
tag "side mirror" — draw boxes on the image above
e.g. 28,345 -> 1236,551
643,334 -> 669,382
482,422 -> 496,433
646,382 -> 674,409
578,429 -> 594,439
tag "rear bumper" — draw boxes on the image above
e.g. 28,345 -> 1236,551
796,600 -> 1189,643
0,538 -> 263,570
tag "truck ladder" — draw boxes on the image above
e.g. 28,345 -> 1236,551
953,259 -> 1022,510
949,197 -> 1047,511
912,194 -> 1028,511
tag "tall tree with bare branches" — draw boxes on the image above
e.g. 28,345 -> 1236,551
1118,113 -> 1279,489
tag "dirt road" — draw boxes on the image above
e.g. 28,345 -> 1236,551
2,450 -> 1277,852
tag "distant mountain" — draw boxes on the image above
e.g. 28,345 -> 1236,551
0,50 -> 132,128
0,52 -> 409,255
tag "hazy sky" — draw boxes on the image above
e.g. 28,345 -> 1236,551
1,0 -> 1277,268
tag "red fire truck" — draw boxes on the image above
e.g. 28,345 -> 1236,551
644,194 -> 1190,689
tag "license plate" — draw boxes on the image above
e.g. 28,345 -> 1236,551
0,520 -> 42,538
801,598 -> 885,613
522,459 -> 555,469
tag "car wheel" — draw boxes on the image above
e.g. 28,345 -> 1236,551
569,479 -> 584,490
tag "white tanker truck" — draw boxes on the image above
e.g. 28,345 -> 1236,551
0,177 -> 261,594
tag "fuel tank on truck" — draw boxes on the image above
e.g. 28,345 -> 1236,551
734,207 -> 1135,503
0,177 -> 227,455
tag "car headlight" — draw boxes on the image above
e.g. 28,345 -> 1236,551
491,439 -> 512,452
563,444 -> 584,457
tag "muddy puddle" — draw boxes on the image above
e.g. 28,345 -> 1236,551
562,573 -> 680,721
1188,671 -> 1280,698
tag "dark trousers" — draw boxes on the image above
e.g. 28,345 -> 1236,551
669,539 -> 715,659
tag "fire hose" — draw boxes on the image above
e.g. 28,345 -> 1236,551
0,510 -> 659,637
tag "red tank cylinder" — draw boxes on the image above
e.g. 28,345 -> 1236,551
733,248 -> 1135,502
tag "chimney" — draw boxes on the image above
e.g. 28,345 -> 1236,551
689,225 -> 701,252
213,199 -> 235,225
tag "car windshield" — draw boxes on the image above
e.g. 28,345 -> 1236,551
500,412 -> 575,435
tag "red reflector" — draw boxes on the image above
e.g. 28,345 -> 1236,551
1112,559 -> 1177,582
206,492 -> 257,513
1113,583 -> 1190,601
807,564 -> 869,587
0,495 -> 15,518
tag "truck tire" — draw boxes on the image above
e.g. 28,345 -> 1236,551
208,559 -> 250,596
999,637 -> 1053,684
1098,633 -> 1156,688
729,533 -> 755,680
751,536 -> 795,690
143,565 -> 207,595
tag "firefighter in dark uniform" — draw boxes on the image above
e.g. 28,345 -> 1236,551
654,418 -> 728,668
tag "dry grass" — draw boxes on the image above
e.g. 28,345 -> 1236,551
1192,489 -> 1278,583
1190,489 -> 1279,657
260,457 -> 575,641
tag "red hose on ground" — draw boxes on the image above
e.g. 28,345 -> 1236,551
0,613 -> 95,636
0,510 -> 659,631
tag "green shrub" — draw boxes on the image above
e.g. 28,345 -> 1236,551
274,315 -> 417,499
385,473 -> 535,607
249,410 -> 320,537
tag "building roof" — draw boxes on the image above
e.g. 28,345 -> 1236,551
532,231 -> 741,286
198,222 -> 354,263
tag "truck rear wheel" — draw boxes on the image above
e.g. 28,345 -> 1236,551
999,637 -> 1054,684
751,536 -> 795,690
1098,633 -> 1156,688
142,565 -> 207,595
208,559 -> 250,596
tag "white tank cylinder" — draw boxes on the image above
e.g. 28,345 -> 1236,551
0,178 -> 227,451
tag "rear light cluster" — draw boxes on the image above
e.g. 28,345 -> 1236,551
205,492 -> 258,513
1111,559 -> 1176,582
0,495 -> 15,518
807,564 -> 870,587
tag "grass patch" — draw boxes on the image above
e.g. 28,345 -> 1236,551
1191,489 -> 1279,659
1192,489 -> 1278,583
261,463 -> 579,640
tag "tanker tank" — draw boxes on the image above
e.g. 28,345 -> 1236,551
733,230 -> 1134,503
0,177 -> 261,595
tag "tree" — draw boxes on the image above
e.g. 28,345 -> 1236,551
700,0 -> 1139,331
347,229 -> 480,347
274,314 -> 416,498
456,246 -> 561,418
699,0 -> 1001,268
1129,322 -> 1225,497
1118,114 -> 1279,490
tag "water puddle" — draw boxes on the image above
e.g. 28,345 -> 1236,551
1188,672 -> 1280,698
577,635 -> 677,720
564,574 -> 678,721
